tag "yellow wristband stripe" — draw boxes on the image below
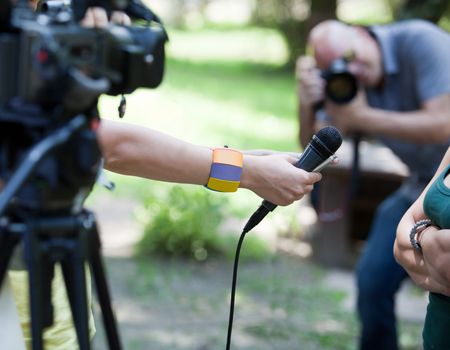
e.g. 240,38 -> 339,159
206,178 -> 240,192
212,148 -> 243,166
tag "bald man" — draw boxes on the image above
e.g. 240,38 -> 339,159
297,19 -> 450,350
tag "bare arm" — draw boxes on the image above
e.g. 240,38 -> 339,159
394,147 -> 450,295
421,228 -> 450,293
98,120 -> 211,184
327,92 -> 450,144
97,120 -> 322,206
296,56 -> 327,148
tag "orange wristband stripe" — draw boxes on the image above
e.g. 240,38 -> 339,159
212,148 -> 243,166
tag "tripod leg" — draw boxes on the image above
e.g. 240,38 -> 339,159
24,228 -> 48,350
60,246 -> 91,350
87,219 -> 122,350
0,230 -> 19,288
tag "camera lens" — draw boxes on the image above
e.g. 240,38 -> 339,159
325,72 -> 357,104
321,58 -> 358,104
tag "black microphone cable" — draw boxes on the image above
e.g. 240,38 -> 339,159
225,202 -> 289,350
225,126 -> 342,349
225,224 -> 250,350
224,203 -> 291,350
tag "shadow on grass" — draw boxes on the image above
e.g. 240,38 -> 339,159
91,254 -> 371,350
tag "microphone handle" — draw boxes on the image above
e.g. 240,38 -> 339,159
261,143 -> 328,208
243,142 -> 332,233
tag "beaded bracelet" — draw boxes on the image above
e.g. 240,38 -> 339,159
205,148 -> 243,192
409,219 -> 433,253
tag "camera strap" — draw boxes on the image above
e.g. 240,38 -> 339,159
125,0 -> 163,23
349,133 -> 362,198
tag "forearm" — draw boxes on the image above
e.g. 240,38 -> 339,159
299,103 -> 314,148
394,222 -> 449,294
299,103 -> 325,148
395,182 -> 441,291
395,206 -> 428,278
98,120 -> 211,184
352,97 -> 450,143
395,147 -> 450,293
421,230 -> 450,289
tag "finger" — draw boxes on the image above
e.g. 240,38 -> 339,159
111,11 -> 132,25
302,184 -> 315,194
91,7 -> 108,28
286,155 -> 300,165
310,172 -> 322,183
80,9 -> 95,27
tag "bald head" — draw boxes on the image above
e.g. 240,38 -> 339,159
307,20 -> 383,88
308,20 -> 356,69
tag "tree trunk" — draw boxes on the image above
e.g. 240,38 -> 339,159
282,0 -> 337,67
395,0 -> 449,23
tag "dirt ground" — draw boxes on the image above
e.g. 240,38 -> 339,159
89,192 -> 426,350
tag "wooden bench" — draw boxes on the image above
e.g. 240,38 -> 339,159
309,138 -> 410,268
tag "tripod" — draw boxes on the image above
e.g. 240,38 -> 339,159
0,114 -> 122,350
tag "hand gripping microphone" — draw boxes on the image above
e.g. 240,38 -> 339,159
242,126 -> 343,233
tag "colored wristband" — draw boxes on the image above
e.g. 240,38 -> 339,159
206,148 -> 243,192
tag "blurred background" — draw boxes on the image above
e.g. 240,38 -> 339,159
89,0 -> 450,349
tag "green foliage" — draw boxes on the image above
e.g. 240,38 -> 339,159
388,0 -> 450,23
252,0 -> 337,65
135,185 -> 271,261
136,185 -> 226,260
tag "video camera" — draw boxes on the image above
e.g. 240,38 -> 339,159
0,0 -> 168,118
321,57 -> 357,104
0,0 -> 168,212
0,3 -> 168,349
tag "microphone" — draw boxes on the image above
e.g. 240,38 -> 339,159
242,126 -> 342,233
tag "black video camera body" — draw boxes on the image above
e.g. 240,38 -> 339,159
321,58 -> 357,104
0,0 -> 168,212
0,0 -> 168,118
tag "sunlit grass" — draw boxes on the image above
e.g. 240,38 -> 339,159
338,0 -> 393,24
166,27 -> 289,65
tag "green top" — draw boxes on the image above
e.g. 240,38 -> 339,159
424,163 -> 450,229
422,163 -> 450,350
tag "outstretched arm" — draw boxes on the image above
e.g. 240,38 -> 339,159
97,120 -> 322,206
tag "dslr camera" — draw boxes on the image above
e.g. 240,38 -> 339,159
321,57 -> 357,104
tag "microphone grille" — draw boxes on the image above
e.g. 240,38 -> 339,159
316,126 -> 343,153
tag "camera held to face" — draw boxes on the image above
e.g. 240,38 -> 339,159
321,58 -> 357,104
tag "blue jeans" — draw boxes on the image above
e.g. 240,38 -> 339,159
356,190 -> 411,350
